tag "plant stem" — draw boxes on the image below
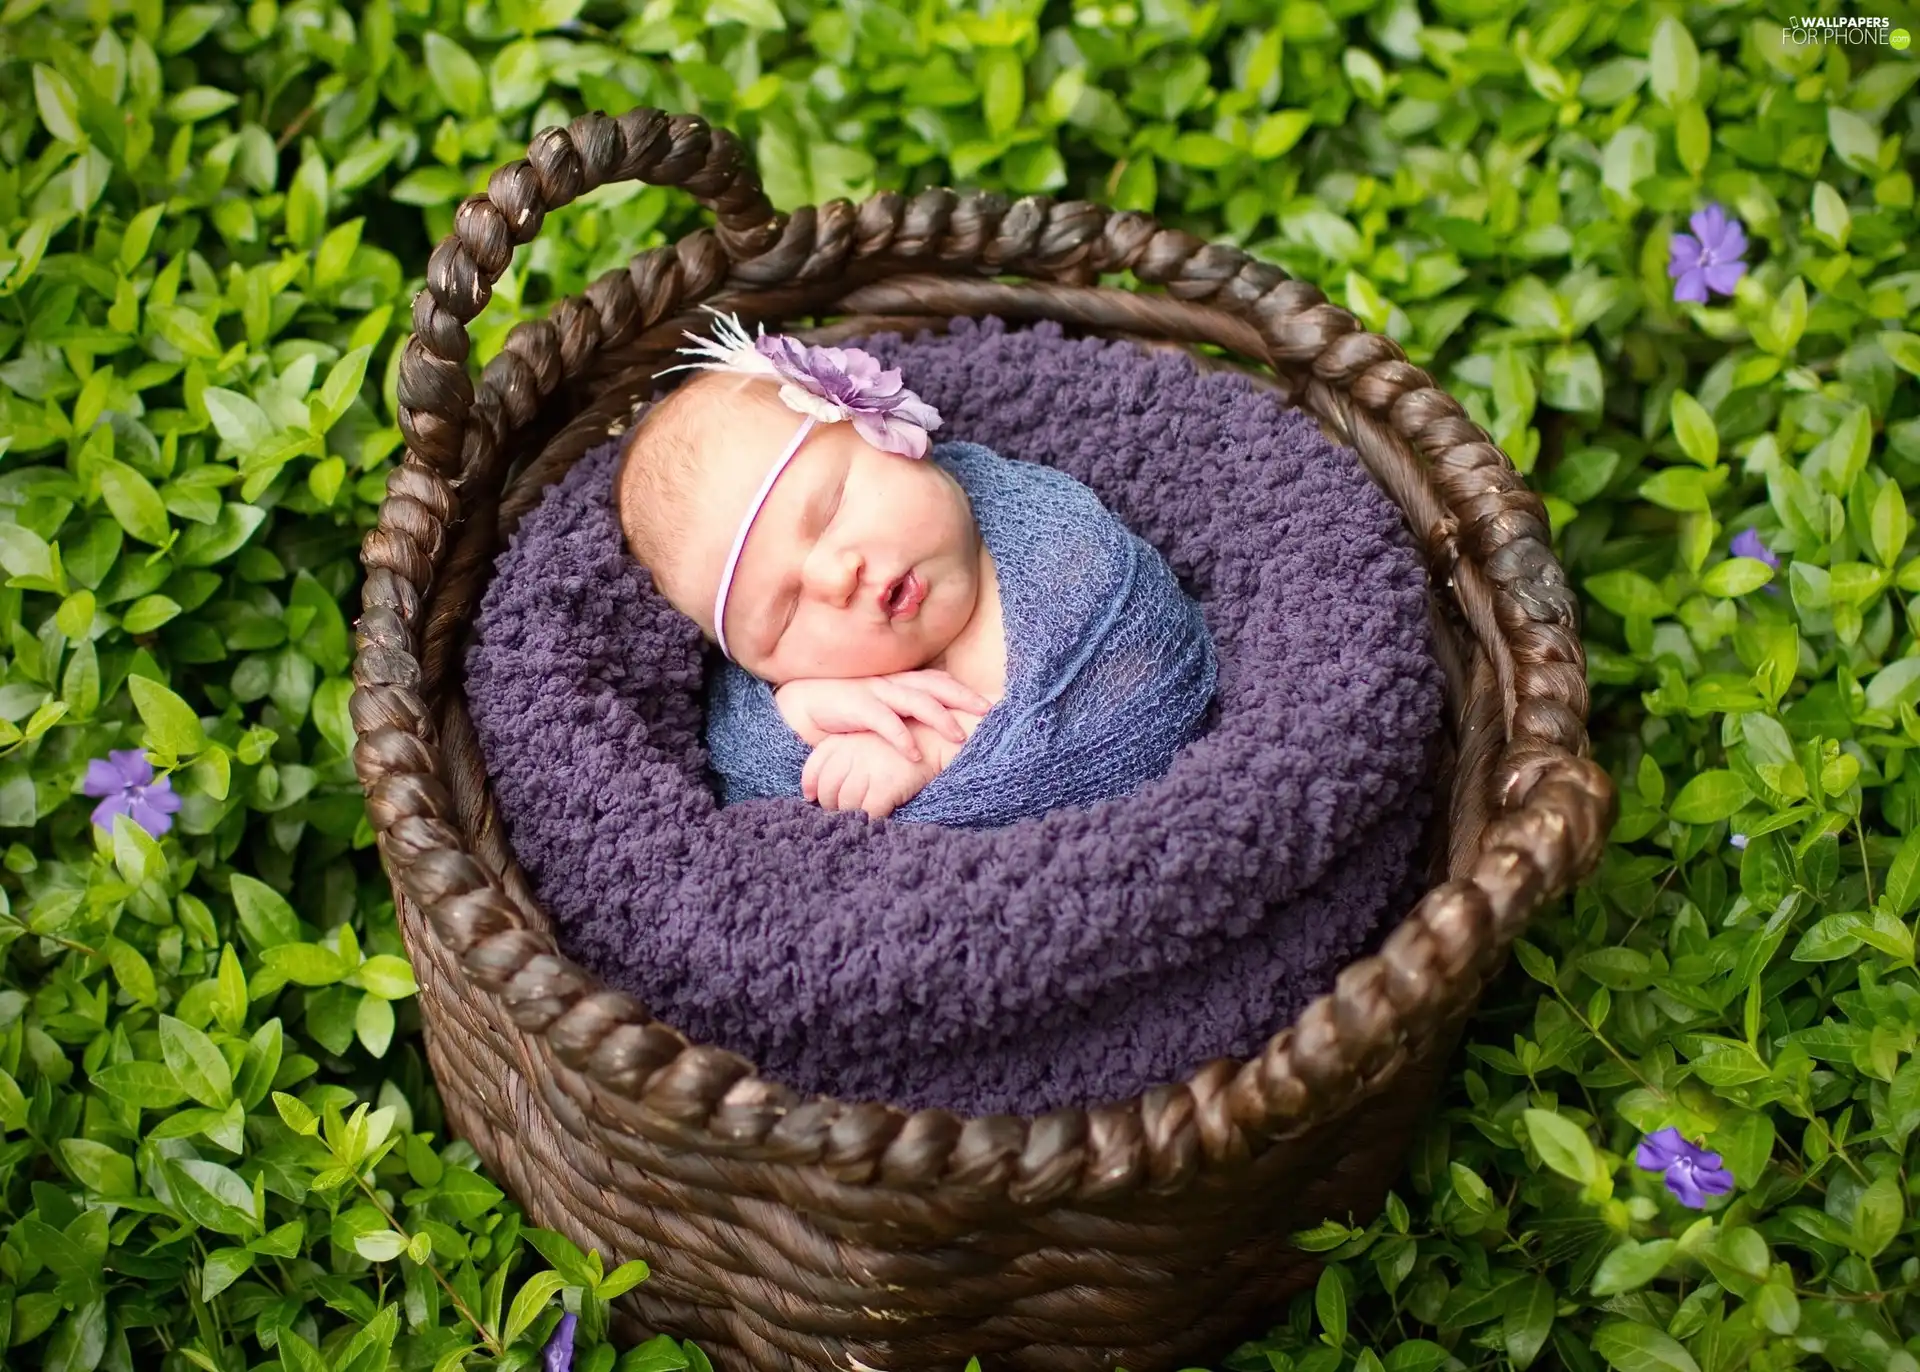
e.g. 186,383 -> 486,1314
351,1169 -> 503,1355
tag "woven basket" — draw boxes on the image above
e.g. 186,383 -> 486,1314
350,107 -> 1616,1372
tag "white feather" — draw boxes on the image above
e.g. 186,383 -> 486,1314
655,307 -> 779,379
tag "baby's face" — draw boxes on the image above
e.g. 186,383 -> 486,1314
650,378 -> 982,684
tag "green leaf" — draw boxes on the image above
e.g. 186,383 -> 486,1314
1771,278 -> 1808,354
1638,466 -> 1721,513
150,303 -> 223,358
1669,390 -> 1717,467
516,0 -> 590,27
1648,19 -> 1698,106
1867,658 -> 1920,714
279,1333 -> 333,1372
92,1059 -> 188,1109
176,502 -> 267,566
119,204 -> 165,271
979,49 -> 1024,140
104,932 -> 158,1005
314,346 -> 373,430
1593,1320 -> 1701,1372
231,874 -> 300,949
122,594 -> 182,633
1314,1265 -> 1347,1347
1512,938 -> 1557,985
0,523 -> 58,583
164,86 -> 239,122
355,1230 -> 408,1262
431,1345 -> 481,1372
1591,1239 -> 1676,1296
1252,109 -> 1314,159
1883,1056 -> 1920,1150
1828,106 -> 1882,173
598,1258 -> 651,1299
63,640 -> 100,721
166,1158 -> 260,1236
1889,828 -> 1920,915
1820,406 -> 1874,495
235,1018 -> 283,1110
1382,1343 -> 1450,1372
1585,570 -> 1673,619
264,941 -> 349,986
1793,912 -> 1868,963
1542,342 -> 1603,413
273,1090 -> 321,1136
1740,713 -> 1797,769
1753,1282 -> 1799,1337
523,1227 -> 598,1286
1292,1220 -> 1357,1252
352,954 -> 418,1000
160,1013 -> 233,1108
1810,184 -> 1851,249
1502,1277 -> 1554,1370
1523,1109 -> 1599,1184
424,33 -> 485,117
97,459 -> 170,546
708,0 -> 784,26
1701,558 -> 1775,598
434,1166 -> 503,1220
33,64 -> 83,143
128,675 -> 206,755
1855,1171 -> 1903,1258
504,1270 -> 569,1346
1883,331 -> 1920,379
202,387 -> 277,453
201,1246 -> 254,1300
44,1299 -> 107,1372
337,1302 -> 400,1372
1669,771 -> 1753,824
59,1138 -> 136,1196
1872,479 -> 1910,568
355,992 -> 395,1057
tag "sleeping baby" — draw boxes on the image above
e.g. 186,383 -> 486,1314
614,311 -> 1217,826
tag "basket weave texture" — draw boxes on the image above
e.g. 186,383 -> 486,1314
349,107 -> 1617,1372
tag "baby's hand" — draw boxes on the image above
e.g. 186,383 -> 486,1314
801,732 -> 937,820
775,671 -> 992,761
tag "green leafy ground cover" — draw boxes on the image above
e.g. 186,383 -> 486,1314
0,0 -> 1917,1369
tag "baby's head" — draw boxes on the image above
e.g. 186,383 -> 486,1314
617,367 -> 981,685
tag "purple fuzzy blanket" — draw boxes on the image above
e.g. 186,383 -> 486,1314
465,319 -> 1445,1117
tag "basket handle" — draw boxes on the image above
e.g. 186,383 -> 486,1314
393,109 -> 777,482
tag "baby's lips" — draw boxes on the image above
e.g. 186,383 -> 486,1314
881,570 -> 928,619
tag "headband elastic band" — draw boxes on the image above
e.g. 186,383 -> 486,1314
713,414 -> 816,661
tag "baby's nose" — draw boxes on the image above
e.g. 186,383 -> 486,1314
806,547 -> 863,604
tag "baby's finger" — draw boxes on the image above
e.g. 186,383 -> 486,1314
872,681 -> 964,744
801,746 -> 825,802
853,694 -> 922,760
818,748 -> 855,810
888,670 -> 993,714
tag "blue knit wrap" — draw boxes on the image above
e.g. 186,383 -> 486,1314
705,440 -> 1218,828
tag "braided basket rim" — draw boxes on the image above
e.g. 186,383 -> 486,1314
349,106 -> 1618,1204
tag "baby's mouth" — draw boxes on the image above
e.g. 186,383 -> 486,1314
883,571 -> 927,619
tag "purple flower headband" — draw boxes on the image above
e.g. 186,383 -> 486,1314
662,310 -> 944,661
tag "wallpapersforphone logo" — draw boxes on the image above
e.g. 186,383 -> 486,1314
1784,14 -> 1911,47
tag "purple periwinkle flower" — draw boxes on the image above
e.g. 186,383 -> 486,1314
81,748 -> 181,838
1668,204 -> 1748,304
1635,1127 -> 1735,1209
542,1312 -> 577,1372
1730,527 -> 1778,569
666,310 -> 944,458
1729,832 -> 1749,849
